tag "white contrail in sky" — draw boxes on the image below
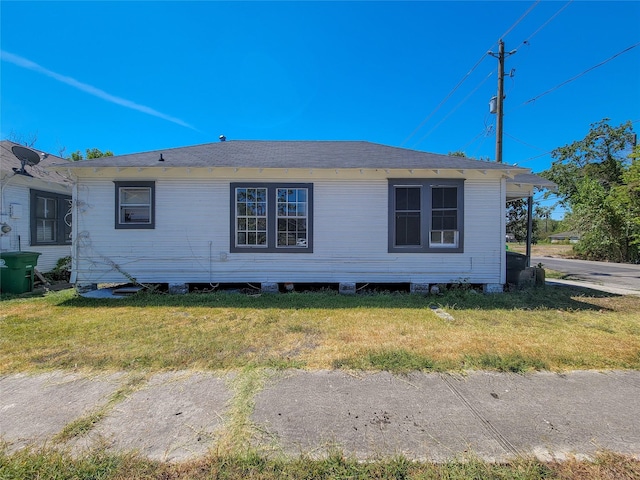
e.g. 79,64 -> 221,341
1,50 -> 198,131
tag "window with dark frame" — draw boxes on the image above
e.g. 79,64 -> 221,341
231,183 -> 313,253
114,181 -> 155,229
388,179 -> 464,253
30,189 -> 72,246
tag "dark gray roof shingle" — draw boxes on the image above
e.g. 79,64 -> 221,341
50,140 -> 527,171
1,140 -> 71,185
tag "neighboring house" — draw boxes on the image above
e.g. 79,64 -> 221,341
549,231 -> 580,243
50,140 -> 550,292
0,141 -> 72,272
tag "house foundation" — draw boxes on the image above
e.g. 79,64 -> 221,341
483,283 -> 504,294
339,282 -> 356,295
260,282 -> 279,294
168,283 -> 188,294
410,283 -> 430,294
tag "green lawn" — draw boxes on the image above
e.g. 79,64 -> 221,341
2,286 -> 639,374
1,447 -> 638,480
2,286 -> 640,478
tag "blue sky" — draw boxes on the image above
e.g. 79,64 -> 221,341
2,1 -> 639,217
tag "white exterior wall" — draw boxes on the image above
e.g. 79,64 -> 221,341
1,181 -> 72,273
72,171 -> 505,286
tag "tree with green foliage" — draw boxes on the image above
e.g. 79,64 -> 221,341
542,119 -> 637,263
535,205 -> 552,234
506,199 -> 539,243
448,150 -> 466,158
612,145 -> 640,252
69,148 -> 114,161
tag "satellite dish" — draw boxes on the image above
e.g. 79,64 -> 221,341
11,145 -> 41,176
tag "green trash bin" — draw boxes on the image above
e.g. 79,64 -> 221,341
0,251 -> 41,294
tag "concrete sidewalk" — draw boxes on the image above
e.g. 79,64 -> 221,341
545,279 -> 640,296
1,370 -> 639,462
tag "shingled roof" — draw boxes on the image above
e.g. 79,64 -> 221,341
0,140 -> 71,185
51,140 -> 528,172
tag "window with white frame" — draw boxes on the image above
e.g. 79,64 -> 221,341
114,181 -> 155,229
231,183 -> 312,252
388,179 -> 464,253
430,186 -> 459,247
30,189 -> 72,245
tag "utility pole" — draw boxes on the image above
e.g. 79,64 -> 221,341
495,40 -> 505,164
488,40 -> 516,163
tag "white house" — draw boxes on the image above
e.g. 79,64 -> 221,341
50,140 -> 550,293
1,141 -> 72,272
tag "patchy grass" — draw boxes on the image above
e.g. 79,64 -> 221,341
333,348 -> 436,373
53,410 -> 106,443
333,350 -> 549,374
462,353 -> 549,373
216,367 -> 270,455
1,287 -> 639,374
1,447 -> 638,480
52,372 -> 150,443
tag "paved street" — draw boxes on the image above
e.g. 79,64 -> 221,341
533,256 -> 640,292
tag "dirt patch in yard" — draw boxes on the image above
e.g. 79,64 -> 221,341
508,243 -> 576,258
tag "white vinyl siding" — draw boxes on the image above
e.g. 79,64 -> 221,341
72,175 -> 504,286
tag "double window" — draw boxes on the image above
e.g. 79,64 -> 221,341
30,189 -> 72,246
389,179 -> 464,253
114,181 -> 155,229
231,183 -> 312,253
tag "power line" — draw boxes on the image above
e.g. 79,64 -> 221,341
459,126 -> 490,152
516,0 -> 573,50
504,132 -> 548,152
523,42 -> 640,106
401,1 -> 540,146
502,0 -> 541,40
412,71 -> 494,147
400,53 -> 489,146
471,123 -> 494,159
